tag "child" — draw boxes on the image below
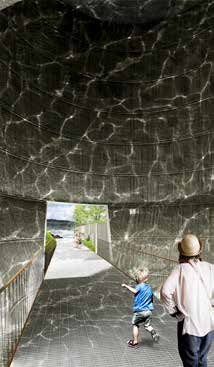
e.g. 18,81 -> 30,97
122,267 -> 159,348
73,231 -> 81,248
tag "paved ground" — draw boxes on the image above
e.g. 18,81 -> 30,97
11,239 -> 214,367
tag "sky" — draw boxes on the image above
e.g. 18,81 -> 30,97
46,202 -> 75,221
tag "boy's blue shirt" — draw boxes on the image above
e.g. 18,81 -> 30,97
133,282 -> 154,312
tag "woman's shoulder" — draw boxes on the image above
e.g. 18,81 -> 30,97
199,260 -> 214,270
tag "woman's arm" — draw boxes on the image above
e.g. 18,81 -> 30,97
160,267 -> 179,315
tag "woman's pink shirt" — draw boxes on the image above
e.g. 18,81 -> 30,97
161,260 -> 214,336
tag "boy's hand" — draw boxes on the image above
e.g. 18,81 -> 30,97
121,283 -> 126,287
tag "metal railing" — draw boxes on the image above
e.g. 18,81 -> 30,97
0,249 -> 43,367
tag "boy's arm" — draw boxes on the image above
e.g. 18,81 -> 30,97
121,283 -> 138,294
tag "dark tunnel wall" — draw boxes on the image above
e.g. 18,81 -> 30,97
1,0 -> 214,298
0,195 -> 45,285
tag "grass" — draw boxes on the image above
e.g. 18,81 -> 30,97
82,239 -> 95,252
45,230 -> 57,254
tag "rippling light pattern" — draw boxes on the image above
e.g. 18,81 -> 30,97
0,0 -> 214,301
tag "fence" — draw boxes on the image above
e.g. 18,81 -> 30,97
76,222 -> 112,259
0,249 -> 43,367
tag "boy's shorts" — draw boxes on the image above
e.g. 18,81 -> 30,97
132,310 -> 152,326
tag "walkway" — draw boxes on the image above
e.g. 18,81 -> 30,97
11,239 -> 214,367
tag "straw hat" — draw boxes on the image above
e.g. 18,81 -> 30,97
178,234 -> 201,256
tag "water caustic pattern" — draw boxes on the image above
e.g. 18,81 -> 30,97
10,241 -> 214,367
55,0 -> 200,24
1,1 -> 214,365
0,0 -> 214,203
9,240 -> 184,367
0,0 -> 214,291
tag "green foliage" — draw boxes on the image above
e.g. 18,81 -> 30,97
82,239 -> 95,252
73,204 -> 107,225
73,205 -> 88,226
88,205 -> 106,223
45,230 -> 56,254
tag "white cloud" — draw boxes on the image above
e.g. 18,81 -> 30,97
46,202 -> 75,221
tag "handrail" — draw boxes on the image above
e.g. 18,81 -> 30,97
119,242 -> 178,263
139,250 -> 178,263
0,248 -> 43,294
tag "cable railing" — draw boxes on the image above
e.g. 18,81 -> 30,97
0,248 -> 43,367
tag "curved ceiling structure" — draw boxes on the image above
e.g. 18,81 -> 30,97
62,0 -> 192,24
0,0 -> 21,10
1,0 -> 214,333
0,0 -> 204,23
0,0 -> 212,202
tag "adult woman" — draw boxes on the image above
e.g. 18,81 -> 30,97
161,234 -> 214,367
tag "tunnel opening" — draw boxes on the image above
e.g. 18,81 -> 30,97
45,201 -> 111,273
44,201 -> 112,281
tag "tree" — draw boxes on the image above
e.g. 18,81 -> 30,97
73,204 -> 107,225
88,205 -> 106,223
73,204 -> 88,225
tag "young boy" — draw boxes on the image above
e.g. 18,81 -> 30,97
122,267 -> 159,348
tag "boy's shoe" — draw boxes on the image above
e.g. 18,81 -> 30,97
151,330 -> 159,342
127,339 -> 139,348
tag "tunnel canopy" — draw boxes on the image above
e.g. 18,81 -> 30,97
1,0 -> 204,24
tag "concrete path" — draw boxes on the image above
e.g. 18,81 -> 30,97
11,239 -> 214,367
45,239 -> 112,279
